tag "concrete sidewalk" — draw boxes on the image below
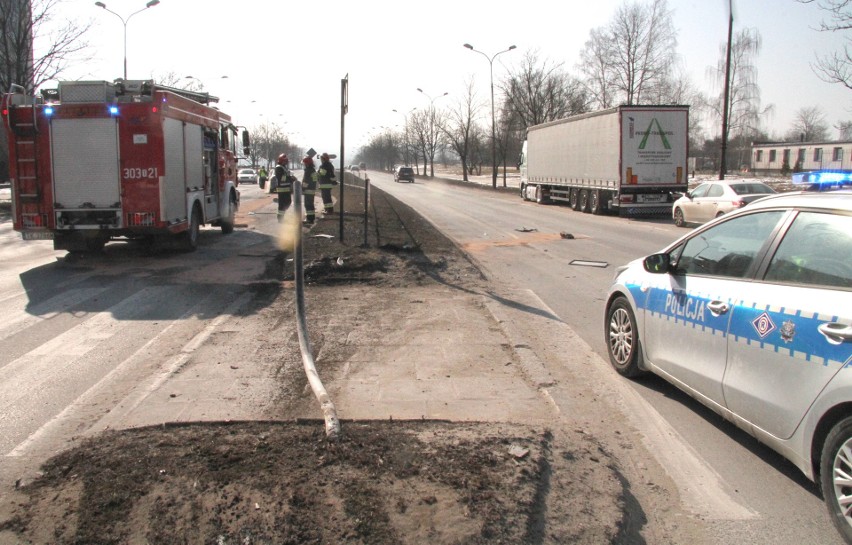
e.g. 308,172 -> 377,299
89,284 -> 561,432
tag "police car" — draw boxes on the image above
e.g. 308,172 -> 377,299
604,190 -> 852,542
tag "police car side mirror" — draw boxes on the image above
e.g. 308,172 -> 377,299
643,253 -> 671,274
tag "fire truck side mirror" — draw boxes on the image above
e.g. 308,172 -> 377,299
242,131 -> 250,155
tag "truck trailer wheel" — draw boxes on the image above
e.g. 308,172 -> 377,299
570,188 -> 580,210
590,190 -> 602,215
579,189 -> 590,212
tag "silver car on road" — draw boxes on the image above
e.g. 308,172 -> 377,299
605,191 -> 852,542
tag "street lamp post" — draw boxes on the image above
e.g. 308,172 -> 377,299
94,0 -> 161,80
464,43 -> 516,189
416,88 -> 447,177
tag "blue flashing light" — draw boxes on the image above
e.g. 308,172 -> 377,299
792,169 -> 852,186
108,105 -> 119,116
44,106 -> 54,116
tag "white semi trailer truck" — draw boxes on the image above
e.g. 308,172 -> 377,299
519,105 -> 689,217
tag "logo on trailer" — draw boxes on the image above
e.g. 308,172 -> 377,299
638,118 -> 672,150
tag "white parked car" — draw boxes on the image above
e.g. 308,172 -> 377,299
237,168 -> 258,184
606,191 -> 852,543
672,179 -> 776,227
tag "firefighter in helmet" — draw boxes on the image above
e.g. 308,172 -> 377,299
301,156 -> 319,224
273,153 -> 293,222
318,152 -> 337,214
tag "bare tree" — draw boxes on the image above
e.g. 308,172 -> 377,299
0,0 -> 92,93
441,79 -> 483,182
579,28 -> 618,109
787,106 -> 831,141
1,0 -> 92,181
836,119 -> 852,139
707,28 -> 773,143
580,0 -> 677,106
798,0 -> 852,89
502,50 -> 589,131
409,105 -> 447,177
249,122 -> 301,170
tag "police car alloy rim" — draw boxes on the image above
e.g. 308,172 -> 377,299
832,436 -> 852,529
609,306 -> 634,365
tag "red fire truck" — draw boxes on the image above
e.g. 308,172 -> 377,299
1,78 -> 249,252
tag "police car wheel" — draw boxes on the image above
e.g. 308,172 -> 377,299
606,297 -> 644,377
821,416 -> 852,544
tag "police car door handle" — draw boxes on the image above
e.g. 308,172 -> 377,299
818,323 -> 852,345
707,301 -> 729,316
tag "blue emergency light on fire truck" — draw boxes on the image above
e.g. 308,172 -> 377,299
1,78 -> 251,253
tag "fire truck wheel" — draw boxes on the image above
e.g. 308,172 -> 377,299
182,206 -> 201,251
220,192 -> 236,235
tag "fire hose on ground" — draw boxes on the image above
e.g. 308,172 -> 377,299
278,178 -> 341,439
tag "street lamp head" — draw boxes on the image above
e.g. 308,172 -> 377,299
508,45 -> 517,51
463,43 -> 473,50
416,88 -> 423,93
146,0 -> 160,7
95,1 -> 106,7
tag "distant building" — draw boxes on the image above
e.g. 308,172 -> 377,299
751,140 -> 852,176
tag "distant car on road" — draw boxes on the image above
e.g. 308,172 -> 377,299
672,179 -> 776,227
237,168 -> 258,184
605,190 -> 852,544
394,166 -> 415,183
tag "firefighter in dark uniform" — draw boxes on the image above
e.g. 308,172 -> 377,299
301,156 -> 318,224
318,152 -> 337,214
273,153 -> 293,222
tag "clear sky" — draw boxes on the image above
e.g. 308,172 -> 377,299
42,0 -> 852,159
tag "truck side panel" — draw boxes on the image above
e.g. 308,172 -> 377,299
528,109 -> 620,185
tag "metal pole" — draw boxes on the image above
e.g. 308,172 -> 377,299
719,0 -> 733,180
94,1 -> 159,80
339,75 -> 348,242
363,176 -> 369,247
463,44 -> 516,189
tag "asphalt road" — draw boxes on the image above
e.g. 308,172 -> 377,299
368,170 -> 843,545
0,177 -> 844,544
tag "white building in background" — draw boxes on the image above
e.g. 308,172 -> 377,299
751,140 -> 852,176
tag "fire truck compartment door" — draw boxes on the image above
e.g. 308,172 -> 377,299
50,118 -> 120,209
162,119 -> 205,222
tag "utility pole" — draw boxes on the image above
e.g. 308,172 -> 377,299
719,0 -> 733,180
